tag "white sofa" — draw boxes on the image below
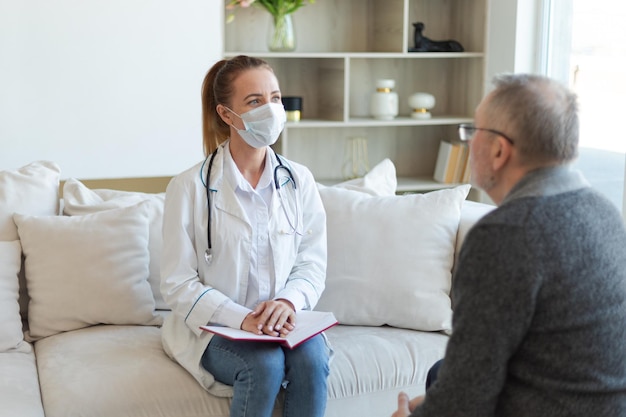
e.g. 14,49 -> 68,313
0,160 -> 493,417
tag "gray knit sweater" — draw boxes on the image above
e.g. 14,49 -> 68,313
413,166 -> 626,417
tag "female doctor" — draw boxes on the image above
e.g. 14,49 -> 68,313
160,55 -> 330,417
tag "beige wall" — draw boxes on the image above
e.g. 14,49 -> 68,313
60,177 -> 172,195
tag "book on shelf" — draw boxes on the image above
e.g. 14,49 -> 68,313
433,140 -> 470,184
455,144 -> 470,183
433,140 -> 456,183
460,146 -> 471,183
200,310 -> 338,349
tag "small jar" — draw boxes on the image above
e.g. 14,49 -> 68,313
282,96 -> 302,122
408,92 -> 436,120
370,79 -> 398,120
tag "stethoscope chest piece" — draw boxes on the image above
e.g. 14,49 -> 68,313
204,248 -> 213,265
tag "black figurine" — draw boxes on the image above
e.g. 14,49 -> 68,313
409,22 -> 464,53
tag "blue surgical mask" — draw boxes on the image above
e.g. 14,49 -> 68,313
226,103 -> 287,148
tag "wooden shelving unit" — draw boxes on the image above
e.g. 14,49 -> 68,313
222,0 -> 488,191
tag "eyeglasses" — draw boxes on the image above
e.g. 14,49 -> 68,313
458,124 -> 515,145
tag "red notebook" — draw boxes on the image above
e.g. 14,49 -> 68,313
200,310 -> 338,349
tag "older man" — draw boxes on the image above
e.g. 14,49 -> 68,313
393,74 -> 626,417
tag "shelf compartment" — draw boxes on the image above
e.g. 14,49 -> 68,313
279,125 -> 459,182
224,0 -> 405,53
262,57 -> 344,122
349,57 -> 484,119
407,0 -> 488,53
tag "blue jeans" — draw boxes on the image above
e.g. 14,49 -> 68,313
201,334 -> 330,417
426,359 -> 443,389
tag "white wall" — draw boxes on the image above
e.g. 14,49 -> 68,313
485,0 -> 543,92
0,0 -> 222,179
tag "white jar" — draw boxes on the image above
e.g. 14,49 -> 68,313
370,79 -> 398,120
408,92 -> 436,120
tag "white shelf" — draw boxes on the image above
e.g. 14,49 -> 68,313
346,117 -> 473,127
224,52 -> 485,59
285,117 -> 472,128
396,177 -> 462,193
317,176 -> 463,193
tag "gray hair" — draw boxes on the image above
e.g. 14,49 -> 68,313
486,73 -> 579,165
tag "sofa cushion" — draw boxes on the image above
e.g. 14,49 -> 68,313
34,325 -> 272,417
62,178 -> 168,310
316,185 -> 470,332
324,325 -> 447,416
33,323 -> 447,417
0,349 -> 45,417
14,202 -> 162,340
0,241 -> 28,352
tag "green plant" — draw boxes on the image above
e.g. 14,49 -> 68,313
226,0 -> 315,23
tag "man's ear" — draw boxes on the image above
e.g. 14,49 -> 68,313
491,136 -> 513,171
216,104 -> 233,126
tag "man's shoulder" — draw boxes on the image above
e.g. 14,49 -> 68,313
475,197 -> 533,228
477,188 -> 624,242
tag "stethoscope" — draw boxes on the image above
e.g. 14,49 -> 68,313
201,146 -> 299,265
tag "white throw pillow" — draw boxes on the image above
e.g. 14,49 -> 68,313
14,202 -> 162,340
0,161 -> 61,241
316,184 -> 471,332
0,241 -> 29,352
328,158 -> 397,196
62,179 -> 168,310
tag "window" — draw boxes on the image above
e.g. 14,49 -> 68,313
541,0 -> 626,216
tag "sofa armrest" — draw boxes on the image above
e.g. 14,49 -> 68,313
456,200 -> 495,259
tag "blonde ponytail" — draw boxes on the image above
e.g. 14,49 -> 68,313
201,56 -> 273,156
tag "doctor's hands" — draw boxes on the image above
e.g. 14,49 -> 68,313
241,299 -> 296,337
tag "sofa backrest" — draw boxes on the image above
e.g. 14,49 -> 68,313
6,159 -> 495,337
15,191 -> 495,325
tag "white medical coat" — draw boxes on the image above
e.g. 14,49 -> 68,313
160,144 -> 327,395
